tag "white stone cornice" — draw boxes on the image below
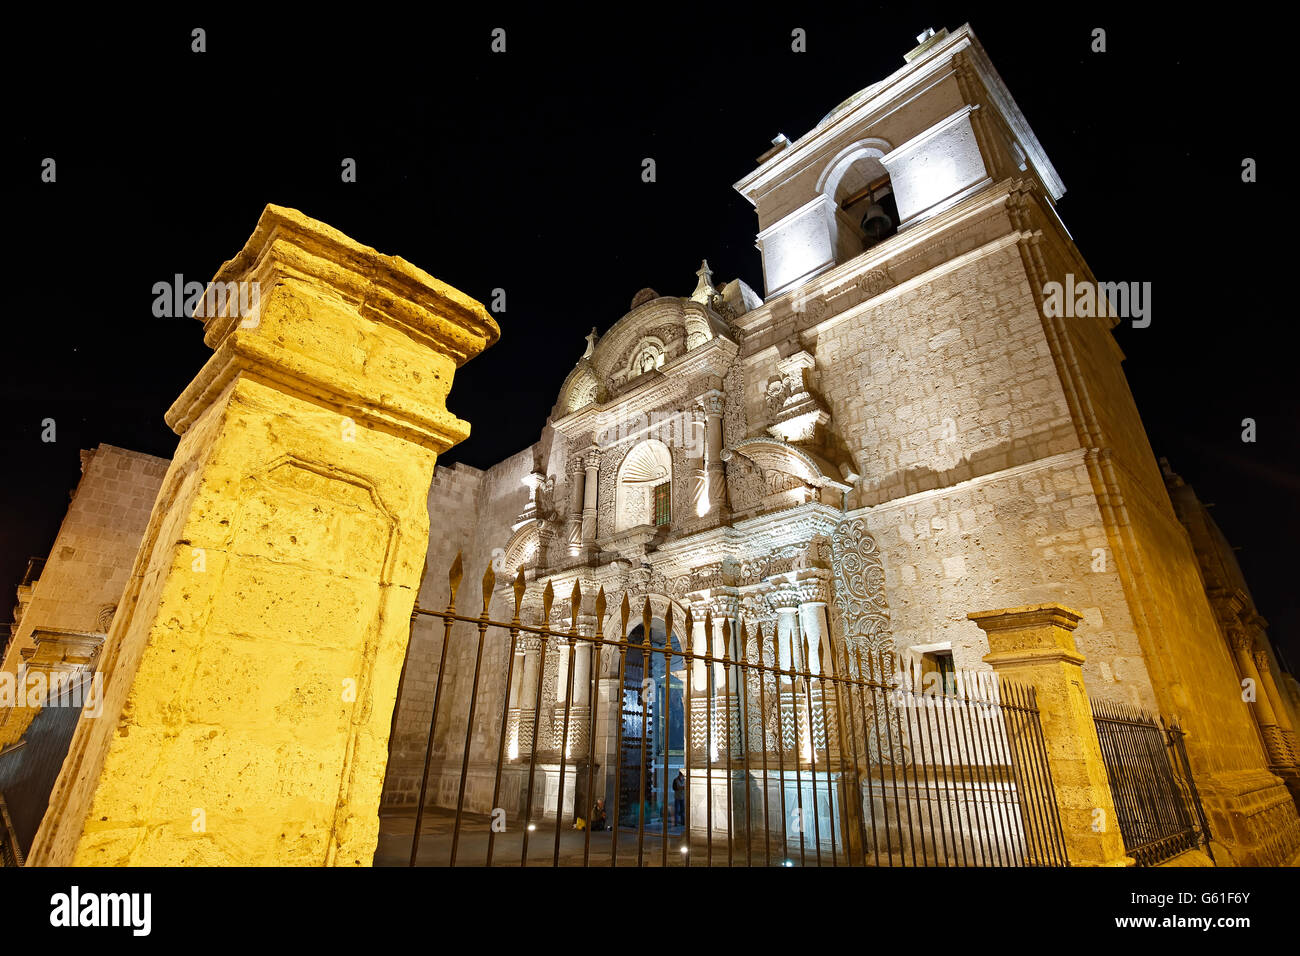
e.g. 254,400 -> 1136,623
733,24 -> 1062,205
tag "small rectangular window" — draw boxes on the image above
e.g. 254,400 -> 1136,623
922,649 -> 957,696
653,482 -> 671,526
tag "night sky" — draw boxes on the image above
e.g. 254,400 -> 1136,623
4,8 -> 1293,666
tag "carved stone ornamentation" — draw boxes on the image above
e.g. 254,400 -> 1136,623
831,517 -> 893,654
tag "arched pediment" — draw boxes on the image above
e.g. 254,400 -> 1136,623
551,295 -> 737,423
502,522 -> 541,576
729,438 -> 848,490
556,362 -> 603,415
725,437 -> 851,514
592,298 -> 734,389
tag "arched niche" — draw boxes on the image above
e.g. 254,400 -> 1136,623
624,336 -> 667,380
614,439 -> 673,532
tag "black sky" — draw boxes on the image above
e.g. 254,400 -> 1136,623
4,7 -> 1294,665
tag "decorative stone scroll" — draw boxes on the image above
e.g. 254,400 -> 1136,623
830,517 -> 893,657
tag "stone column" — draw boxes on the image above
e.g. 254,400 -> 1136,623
798,583 -> 835,759
701,390 -> 726,514
28,205 -> 498,866
506,646 -> 526,760
710,595 -> 740,760
1228,627 -> 1288,769
971,603 -> 1132,867
581,450 -> 600,556
769,588 -> 802,760
688,603 -> 711,760
566,461 -> 585,555
689,417 -> 708,519
568,627 -> 593,759
1253,647 -> 1299,765
516,637 -> 542,758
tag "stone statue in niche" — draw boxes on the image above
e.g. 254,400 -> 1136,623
765,378 -> 788,415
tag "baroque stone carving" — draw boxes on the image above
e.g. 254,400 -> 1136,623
831,517 -> 892,654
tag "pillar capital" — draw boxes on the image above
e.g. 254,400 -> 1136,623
165,204 -> 499,453
970,603 -> 1085,667
699,389 -> 726,417
766,586 -> 802,612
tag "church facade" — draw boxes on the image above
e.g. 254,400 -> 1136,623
381,25 -> 1300,865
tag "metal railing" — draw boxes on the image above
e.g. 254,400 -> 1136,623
1091,700 -> 1213,866
389,555 -> 1068,867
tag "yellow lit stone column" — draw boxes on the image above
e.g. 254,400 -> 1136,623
970,603 -> 1133,867
28,205 -> 498,866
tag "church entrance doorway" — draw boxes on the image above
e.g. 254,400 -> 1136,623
617,620 -> 685,830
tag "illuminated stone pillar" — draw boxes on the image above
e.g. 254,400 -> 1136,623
566,460 -> 585,554
1253,648 -> 1299,765
701,390 -> 726,514
29,205 -> 498,866
568,626 -> 593,758
710,595 -> 741,760
769,587 -> 802,759
972,604 -> 1132,867
516,637 -> 542,758
798,581 -> 835,759
1228,627 -> 1288,769
581,450 -> 600,556
690,417 -> 708,519
688,602 -> 711,760
506,646 -> 526,760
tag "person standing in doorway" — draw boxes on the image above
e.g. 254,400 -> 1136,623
672,770 -> 686,827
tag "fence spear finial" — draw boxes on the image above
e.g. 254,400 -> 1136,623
513,568 -> 526,617
448,551 -> 464,609
482,563 -> 495,616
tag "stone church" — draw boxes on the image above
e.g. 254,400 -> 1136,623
380,25 -> 1300,866
3,24 -> 1298,866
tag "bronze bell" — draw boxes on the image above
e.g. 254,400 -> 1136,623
861,192 -> 893,245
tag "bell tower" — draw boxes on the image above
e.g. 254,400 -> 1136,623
729,23 -> 1300,865
735,25 -> 1063,298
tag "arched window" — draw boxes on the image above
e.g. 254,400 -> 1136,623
615,440 -> 672,532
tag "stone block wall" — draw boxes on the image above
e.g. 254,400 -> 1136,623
382,445 -> 542,810
0,444 -> 167,707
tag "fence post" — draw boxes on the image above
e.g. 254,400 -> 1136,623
970,604 -> 1132,867
26,206 -> 498,866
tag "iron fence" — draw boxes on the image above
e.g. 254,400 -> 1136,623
389,555 -> 1068,867
0,793 -> 22,867
1091,700 -> 1213,866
